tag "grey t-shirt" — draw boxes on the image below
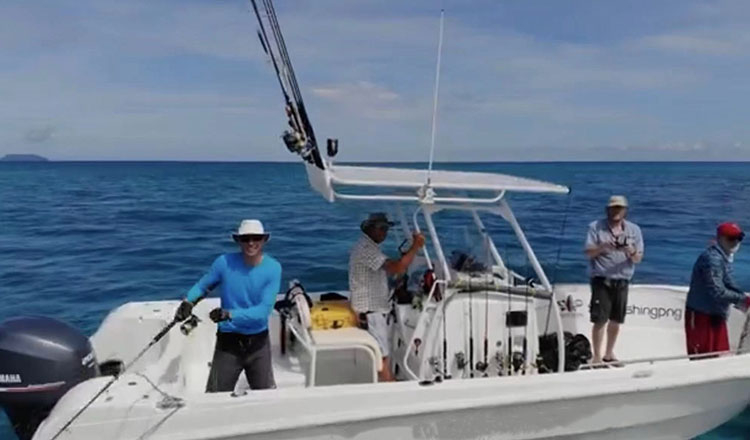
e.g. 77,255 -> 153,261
585,219 -> 644,280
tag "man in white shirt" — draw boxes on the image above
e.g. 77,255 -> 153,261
349,212 -> 424,381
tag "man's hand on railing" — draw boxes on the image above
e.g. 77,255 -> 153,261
412,232 -> 426,249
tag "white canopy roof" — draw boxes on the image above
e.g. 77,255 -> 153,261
328,165 -> 569,194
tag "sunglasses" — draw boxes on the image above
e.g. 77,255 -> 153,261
235,235 -> 266,243
728,233 -> 745,242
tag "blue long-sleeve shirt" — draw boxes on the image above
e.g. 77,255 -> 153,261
686,245 -> 745,318
186,253 -> 282,335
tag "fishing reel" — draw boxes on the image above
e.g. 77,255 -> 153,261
494,351 -> 505,376
455,351 -> 467,370
180,315 -> 201,336
282,130 -> 312,157
493,342 -> 506,376
511,351 -> 525,373
428,356 -> 441,374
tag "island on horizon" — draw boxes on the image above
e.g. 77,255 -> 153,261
0,154 -> 49,162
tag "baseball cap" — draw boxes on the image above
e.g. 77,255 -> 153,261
607,195 -> 629,208
717,222 -> 745,241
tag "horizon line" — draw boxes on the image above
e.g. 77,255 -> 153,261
3,159 -> 750,164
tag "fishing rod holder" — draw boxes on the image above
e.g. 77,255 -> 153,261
326,138 -> 339,157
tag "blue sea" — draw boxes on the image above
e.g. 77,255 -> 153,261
1,161 -> 749,439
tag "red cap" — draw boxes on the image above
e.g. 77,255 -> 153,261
717,222 -> 745,240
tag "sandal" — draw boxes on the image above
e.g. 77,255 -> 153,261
602,357 -> 624,368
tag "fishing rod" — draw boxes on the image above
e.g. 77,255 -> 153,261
249,1 -> 289,110
543,190 -> 573,336
261,0 -> 300,105
50,317 -> 186,440
468,285 -> 474,378
249,0 -> 324,169
249,0 -> 308,148
442,296 -> 449,379
506,245 -> 513,376
264,0 -> 304,106
477,235 -> 490,376
523,278 -> 530,375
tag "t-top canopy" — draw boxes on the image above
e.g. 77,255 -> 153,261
328,165 -> 570,194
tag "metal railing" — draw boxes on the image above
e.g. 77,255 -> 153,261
578,347 -> 750,371
401,279 -> 447,380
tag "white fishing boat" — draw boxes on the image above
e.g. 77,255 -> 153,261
2,2 -> 750,439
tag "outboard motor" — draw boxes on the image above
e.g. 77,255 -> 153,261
0,316 -> 99,440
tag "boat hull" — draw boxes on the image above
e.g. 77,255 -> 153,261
34,358 -> 750,440
31,292 -> 750,440
224,379 -> 750,440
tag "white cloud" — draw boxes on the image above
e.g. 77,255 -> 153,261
2,0 -> 750,160
635,33 -> 741,55
311,81 -> 408,120
497,55 -> 700,90
313,81 -> 400,103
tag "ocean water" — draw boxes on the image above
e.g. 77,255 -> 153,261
1,161 -> 749,439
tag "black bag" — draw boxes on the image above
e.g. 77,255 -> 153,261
537,332 -> 592,373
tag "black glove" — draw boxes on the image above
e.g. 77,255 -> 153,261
209,307 -> 231,323
174,300 -> 194,322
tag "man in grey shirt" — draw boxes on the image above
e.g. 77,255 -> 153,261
584,195 -> 644,365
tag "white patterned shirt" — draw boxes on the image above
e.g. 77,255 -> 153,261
349,233 -> 390,313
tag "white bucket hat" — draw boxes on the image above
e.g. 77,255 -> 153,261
231,219 -> 270,242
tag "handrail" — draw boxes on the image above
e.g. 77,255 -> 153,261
497,199 -> 552,291
579,347 -> 750,370
433,191 -> 505,205
422,208 -> 452,282
452,283 -> 553,300
284,318 -> 316,386
332,190 -> 506,205
335,193 -> 420,202
402,279 -> 447,381
411,207 -> 434,270
470,209 -> 507,273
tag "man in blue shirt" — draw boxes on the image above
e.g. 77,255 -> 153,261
174,219 -> 282,392
584,195 -> 644,366
685,222 -> 750,355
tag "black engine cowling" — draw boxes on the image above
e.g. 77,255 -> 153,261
0,316 -> 99,440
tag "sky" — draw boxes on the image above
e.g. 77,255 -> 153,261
2,0 -> 750,161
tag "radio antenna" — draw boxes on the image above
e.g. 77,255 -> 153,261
426,9 -> 445,186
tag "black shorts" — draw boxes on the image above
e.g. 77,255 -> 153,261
589,277 -> 629,324
206,330 -> 275,393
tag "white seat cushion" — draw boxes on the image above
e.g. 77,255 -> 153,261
310,327 -> 383,371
